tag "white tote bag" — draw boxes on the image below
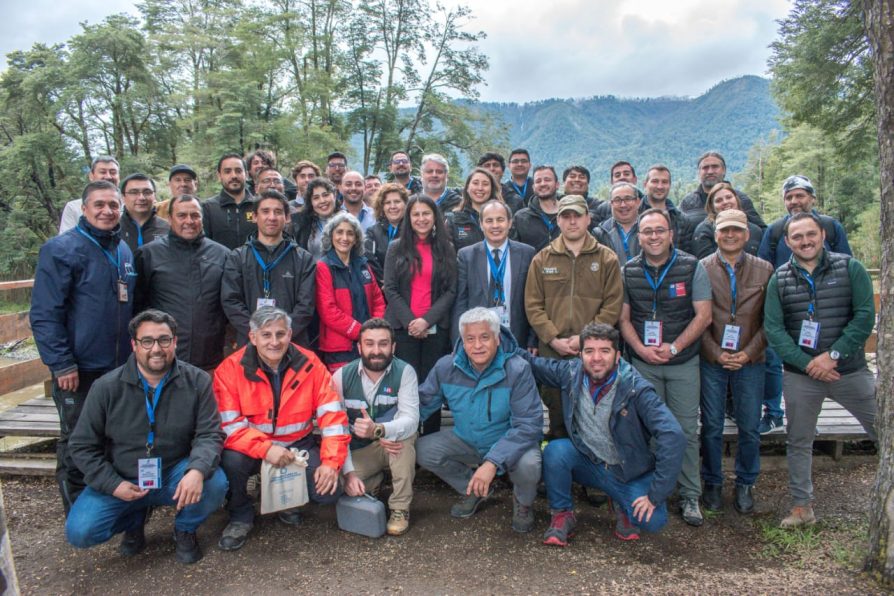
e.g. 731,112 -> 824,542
260,449 -> 310,514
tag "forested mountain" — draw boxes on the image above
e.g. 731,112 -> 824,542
472,75 -> 780,183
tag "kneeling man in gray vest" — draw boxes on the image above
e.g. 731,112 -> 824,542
417,307 -> 543,533
333,318 -> 419,536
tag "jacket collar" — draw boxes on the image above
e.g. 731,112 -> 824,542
548,233 -> 598,256
239,343 -> 309,383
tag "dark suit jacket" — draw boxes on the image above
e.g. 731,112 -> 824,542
452,239 -> 536,348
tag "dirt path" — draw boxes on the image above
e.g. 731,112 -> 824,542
3,461 -> 884,595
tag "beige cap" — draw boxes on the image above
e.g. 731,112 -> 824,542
557,194 -> 589,216
715,209 -> 748,230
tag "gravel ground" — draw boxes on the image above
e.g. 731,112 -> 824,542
2,460 -> 886,595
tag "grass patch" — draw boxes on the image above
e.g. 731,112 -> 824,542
757,516 -> 870,571
0,301 -> 29,314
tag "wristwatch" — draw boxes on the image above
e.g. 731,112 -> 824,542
669,343 -> 679,357
830,350 -> 841,361
373,424 -> 385,440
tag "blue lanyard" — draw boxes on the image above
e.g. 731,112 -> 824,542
436,189 -> 450,207
387,223 -> 399,241
722,258 -> 738,320
616,223 -> 634,262
797,266 -> 817,319
643,249 -> 678,317
136,223 -> 144,247
583,368 -> 618,405
510,178 -> 528,199
140,370 -> 170,453
76,226 -> 124,280
485,242 -> 508,305
250,242 -> 295,297
539,212 -> 555,233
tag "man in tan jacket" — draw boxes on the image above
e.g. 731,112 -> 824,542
525,195 -> 623,437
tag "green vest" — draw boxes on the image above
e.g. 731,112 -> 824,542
342,358 -> 407,450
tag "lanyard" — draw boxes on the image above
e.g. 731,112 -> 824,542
387,223 -> 399,241
643,248 -> 678,318
485,242 -> 508,305
250,242 -> 295,297
436,189 -> 450,207
797,267 -> 818,319
539,212 -> 555,233
510,178 -> 528,199
136,223 -> 144,247
583,368 -> 618,406
616,222 -> 634,262
722,258 -> 738,321
140,370 -> 170,454
76,226 -> 123,280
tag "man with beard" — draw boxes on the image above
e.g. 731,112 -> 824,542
202,153 -> 256,250
420,153 -> 461,213
388,151 -> 422,195
332,319 -> 420,536
679,152 -> 765,230
340,170 -> 375,231
65,310 -> 227,564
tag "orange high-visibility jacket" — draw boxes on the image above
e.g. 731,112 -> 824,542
213,343 -> 350,469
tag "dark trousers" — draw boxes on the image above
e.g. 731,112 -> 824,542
220,434 -> 341,524
52,370 -> 105,514
395,328 -> 450,435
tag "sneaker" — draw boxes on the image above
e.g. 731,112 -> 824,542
277,509 -> 303,526
387,510 -> 410,536
613,507 -> 640,541
780,505 -> 816,529
118,525 -> 146,557
173,529 -> 202,564
450,489 -> 493,519
701,484 -> 723,512
218,520 -> 253,551
542,510 -> 577,547
758,414 -> 784,434
511,498 -> 535,533
681,497 -> 704,527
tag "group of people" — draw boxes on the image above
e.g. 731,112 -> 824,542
28,146 -> 876,564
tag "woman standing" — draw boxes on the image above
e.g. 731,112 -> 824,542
365,183 -> 409,287
384,196 -> 457,433
316,212 -> 386,371
292,177 -> 340,261
444,168 -> 504,252
691,182 -> 764,258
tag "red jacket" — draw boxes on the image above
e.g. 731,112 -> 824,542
315,255 -> 386,354
213,343 -> 350,469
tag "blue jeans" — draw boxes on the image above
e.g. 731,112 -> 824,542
66,458 -> 228,548
762,347 -> 784,419
542,439 -> 667,533
700,360 -> 764,486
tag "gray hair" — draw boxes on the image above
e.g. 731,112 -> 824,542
610,181 -> 639,198
249,306 -> 292,332
321,211 -> 365,258
421,153 -> 449,173
458,307 -> 500,337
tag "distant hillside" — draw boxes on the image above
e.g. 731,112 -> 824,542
474,75 -> 780,185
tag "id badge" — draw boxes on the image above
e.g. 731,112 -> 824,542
427,324 -> 437,335
256,297 -> 276,309
138,457 -> 162,490
490,305 -> 510,328
722,324 -> 741,351
799,320 -> 821,349
644,320 -> 662,346
117,280 -> 129,303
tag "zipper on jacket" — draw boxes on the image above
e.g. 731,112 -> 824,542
487,389 -> 492,422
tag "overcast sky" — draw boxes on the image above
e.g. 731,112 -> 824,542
0,0 -> 793,103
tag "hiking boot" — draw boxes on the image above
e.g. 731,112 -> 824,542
613,507 -> 640,541
118,525 -> 146,557
387,510 -> 410,536
780,505 -> 816,529
702,484 -> 723,512
277,509 -> 303,526
681,497 -> 704,527
542,510 -> 576,547
511,497 -> 535,533
173,529 -> 202,564
450,489 -> 492,519
218,520 -> 253,551
734,484 -> 754,514
758,414 -> 784,434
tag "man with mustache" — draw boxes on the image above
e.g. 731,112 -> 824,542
679,152 -> 765,230
332,319 -> 420,536
202,153 -> 256,250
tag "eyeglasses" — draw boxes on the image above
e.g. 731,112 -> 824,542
125,189 -> 155,197
136,336 -> 174,349
327,162 -> 346,169
391,159 -> 410,165
611,197 -> 637,205
639,228 -> 669,237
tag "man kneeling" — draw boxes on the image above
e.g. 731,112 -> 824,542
333,318 -> 419,536
65,310 -> 228,564
417,307 -> 543,532
521,323 -> 685,545
213,307 -> 350,551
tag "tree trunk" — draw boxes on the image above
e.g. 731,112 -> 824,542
864,0 -> 894,585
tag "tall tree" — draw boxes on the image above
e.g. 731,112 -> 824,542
863,0 -> 894,583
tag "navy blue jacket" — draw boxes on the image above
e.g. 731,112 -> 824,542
31,217 -> 136,375
519,353 -> 685,505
